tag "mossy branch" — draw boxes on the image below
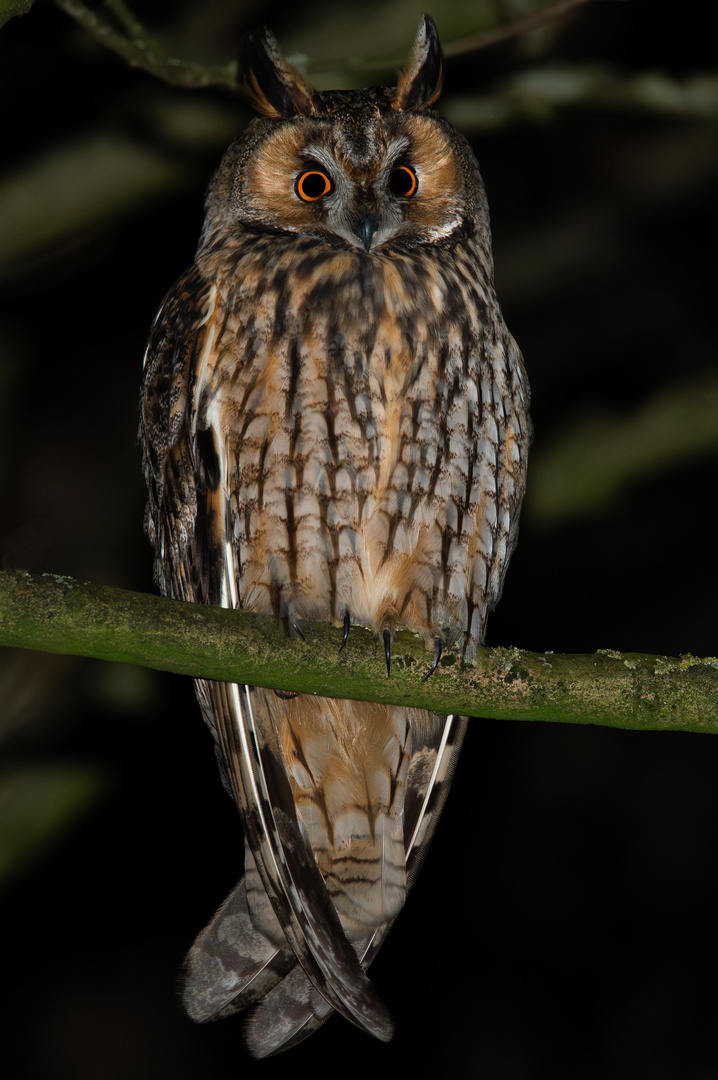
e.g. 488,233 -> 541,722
1,569 -> 717,733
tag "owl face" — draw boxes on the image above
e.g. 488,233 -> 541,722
233,108 -> 467,251
202,18 -> 482,255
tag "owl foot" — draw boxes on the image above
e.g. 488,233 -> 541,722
424,636 -> 442,681
339,611 -> 351,653
382,628 -> 392,677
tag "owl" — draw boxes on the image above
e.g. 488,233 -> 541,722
140,15 -> 530,1057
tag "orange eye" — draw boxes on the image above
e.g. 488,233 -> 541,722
389,166 -> 418,198
296,170 -> 332,201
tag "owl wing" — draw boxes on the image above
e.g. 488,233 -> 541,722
140,270 -> 393,1043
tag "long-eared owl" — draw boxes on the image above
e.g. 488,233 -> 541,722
140,15 -> 530,1057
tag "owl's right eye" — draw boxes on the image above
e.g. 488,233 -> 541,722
295,170 -> 333,202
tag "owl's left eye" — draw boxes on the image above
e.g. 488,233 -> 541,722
389,165 -> 418,198
296,170 -> 333,202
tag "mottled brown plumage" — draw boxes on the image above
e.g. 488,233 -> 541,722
140,15 -> 530,1056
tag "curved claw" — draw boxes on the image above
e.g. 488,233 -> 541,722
424,636 -> 442,681
339,611 -> 351,653
382,629 -> 392,678
288,615 -> 305,641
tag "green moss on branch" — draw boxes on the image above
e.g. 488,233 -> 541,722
2,570 -> 717,733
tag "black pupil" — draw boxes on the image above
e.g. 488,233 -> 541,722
389,168 -> 415,196
301,172 -> 328,198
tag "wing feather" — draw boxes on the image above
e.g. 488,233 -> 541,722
142,276 -> 392,1041
181,876 -> 293,1023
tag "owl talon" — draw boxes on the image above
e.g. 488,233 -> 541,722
424,636 -> 442,681
382,629 -> 392,677
288,616 -> 305,641
339,611 -> 351,653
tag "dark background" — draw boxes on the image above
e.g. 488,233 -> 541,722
1,1 -> 717,1077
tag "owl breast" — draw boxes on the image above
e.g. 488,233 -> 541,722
192,229 -> 527,658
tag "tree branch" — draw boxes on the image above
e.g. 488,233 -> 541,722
442,0 -> 600,61
51,0 -> 601,91
53,0 -> 239,91
1,569 -> 717,733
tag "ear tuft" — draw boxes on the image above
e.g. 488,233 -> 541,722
239,27 -> 317,119
392,15 -> 444,113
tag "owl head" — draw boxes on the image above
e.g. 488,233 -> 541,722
200,16 -> 488,254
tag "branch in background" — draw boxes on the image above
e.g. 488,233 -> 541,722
442,0 -> 599,61
1,569 -> 717,733
49,0 -> 599,91
53,0 -> 239,90
525,370 -> 718,527
444,67 -> 718,132
300,0 -> 603,78
47,0 -> 717,125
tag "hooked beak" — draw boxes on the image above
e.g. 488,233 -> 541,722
355,209 -> 378,251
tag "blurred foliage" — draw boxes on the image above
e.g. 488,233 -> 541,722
0,759 -> 109,892
0,0 -> 36,30
0,647 -> 109,892
1,2 -> 717,1077
527,370 -> 718,525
